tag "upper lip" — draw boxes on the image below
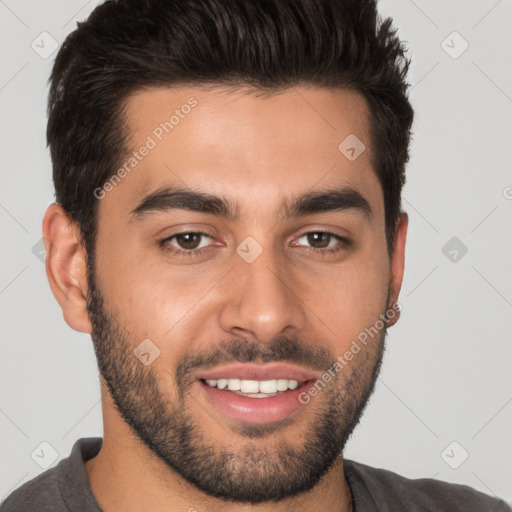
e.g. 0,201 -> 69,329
195,362 -> 319,383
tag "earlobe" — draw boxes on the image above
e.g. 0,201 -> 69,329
42,203 -> 92,334
387,212 -> 408,327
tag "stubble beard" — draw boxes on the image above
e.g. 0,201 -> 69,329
85,261 -> 388,503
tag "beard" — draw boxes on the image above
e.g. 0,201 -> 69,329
85,260 -> 389,504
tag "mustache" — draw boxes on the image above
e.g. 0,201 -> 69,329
175,335 -> 334,388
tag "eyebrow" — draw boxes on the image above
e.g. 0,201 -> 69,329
129,185 -> 373,222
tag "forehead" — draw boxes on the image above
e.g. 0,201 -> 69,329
107,84 -> 382,220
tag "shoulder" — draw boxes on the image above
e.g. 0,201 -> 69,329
0,437 -> 102,512
0,464 -> 66,512
344,459 -> 511,512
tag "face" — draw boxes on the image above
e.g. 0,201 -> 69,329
85,85 -> 405,503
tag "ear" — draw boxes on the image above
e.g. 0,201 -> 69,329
42,203 -> 92,334
387,212 -> 408,327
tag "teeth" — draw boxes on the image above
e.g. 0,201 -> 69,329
227,379 -> 241,391
276,379 -> 290,391
240,380 -> 259,393
204,378 -> 301,393
259,380 -> 277,393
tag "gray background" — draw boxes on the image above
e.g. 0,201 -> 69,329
1,0 -> 511,505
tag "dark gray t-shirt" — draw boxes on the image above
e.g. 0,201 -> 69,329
1,437 -> 510,511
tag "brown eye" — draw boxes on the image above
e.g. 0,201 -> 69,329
296,231 -> 350,253
305,232 -> 332,249
173,232 -> 206,250
161,231 -> 213,255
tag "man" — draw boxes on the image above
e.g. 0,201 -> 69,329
1,0 -> 509,510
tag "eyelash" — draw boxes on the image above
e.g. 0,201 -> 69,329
159,230 -> 351,258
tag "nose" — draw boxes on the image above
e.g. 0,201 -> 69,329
218,238 -> 307,344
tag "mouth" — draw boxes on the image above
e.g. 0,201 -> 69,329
194,363 -> 318,424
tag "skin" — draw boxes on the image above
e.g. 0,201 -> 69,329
43,85 -> 408,512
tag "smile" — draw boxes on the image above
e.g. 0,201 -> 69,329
195,363 -> 318,424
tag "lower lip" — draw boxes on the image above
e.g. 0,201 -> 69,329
197,380 -> 312,424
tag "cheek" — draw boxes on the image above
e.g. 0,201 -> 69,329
106,264 -> 223,347
306,249 -> 390,345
